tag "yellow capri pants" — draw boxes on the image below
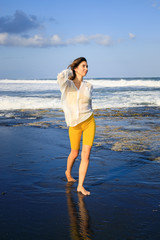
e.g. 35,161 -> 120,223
69,114 -> 96,150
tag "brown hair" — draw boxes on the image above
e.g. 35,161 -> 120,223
68,57 -> 87,80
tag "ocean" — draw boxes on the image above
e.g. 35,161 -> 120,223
0,77 -> 160,111
0,76 -> 160,156
0,77 -> 160,239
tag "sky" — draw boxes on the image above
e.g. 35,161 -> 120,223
0,0 -> 160,79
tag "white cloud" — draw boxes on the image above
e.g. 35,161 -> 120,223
0,11 -> 112,48
0,33 -> 64,47
68,34 -> 112,46
67,34 -> 90,45
50,35 -> 63,45
91,34 -> 112,46
129,33 -> 136,39
0,33 -> 112,47
0,33 -> 8,44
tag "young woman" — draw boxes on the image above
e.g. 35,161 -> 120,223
57,57 -> 96,195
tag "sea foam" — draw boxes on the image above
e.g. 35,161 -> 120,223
0,78 -> 160,110
88,79 -> 160,88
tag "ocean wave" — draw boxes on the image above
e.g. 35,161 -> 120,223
1,79 -> 160,90
0,92 -> 159,110
0,96 -> 62,110
88,79 -> 160,88
0,79 -> 59,92
0,79 -> 56,83
0,78 -> 160,110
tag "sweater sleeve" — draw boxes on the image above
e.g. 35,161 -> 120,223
57,69 -> 73,91
86,81 -> 93,94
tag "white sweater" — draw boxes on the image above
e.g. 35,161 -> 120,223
57,69 -> 93,127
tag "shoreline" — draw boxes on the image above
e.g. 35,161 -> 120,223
1,106 -> 159,155
0,106 -> 160,239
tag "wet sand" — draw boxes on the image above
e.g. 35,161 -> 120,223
0,108 -> 160,240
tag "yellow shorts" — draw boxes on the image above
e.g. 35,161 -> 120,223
69,114 -> 96,150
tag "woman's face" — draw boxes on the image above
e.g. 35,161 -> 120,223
75,61 -> 88,77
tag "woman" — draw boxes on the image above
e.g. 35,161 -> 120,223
57,57 -> 96,195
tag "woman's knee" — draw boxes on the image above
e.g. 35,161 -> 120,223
81,145 -> 92,160
70,149 -> 79,159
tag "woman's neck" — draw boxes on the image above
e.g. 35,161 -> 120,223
73,75 -> 83,89
74,74 -> 83,83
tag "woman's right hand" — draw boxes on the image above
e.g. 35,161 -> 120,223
68,69 -> 73,78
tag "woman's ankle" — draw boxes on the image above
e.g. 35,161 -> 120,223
65,170 -> 76,182
77,185 -> 90,195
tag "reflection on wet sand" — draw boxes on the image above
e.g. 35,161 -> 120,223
65,182 -> 92,240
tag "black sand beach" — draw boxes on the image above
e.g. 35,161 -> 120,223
0,107 -> 160,240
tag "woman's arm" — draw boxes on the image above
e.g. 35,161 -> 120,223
57,69 -> 73,91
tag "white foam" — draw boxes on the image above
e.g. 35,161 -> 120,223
92,90 -> 160,109
1,91 -> 159,110
0,79 -> 56,83
0,78 -> 160,110
0,79 -> 59,92
0,96 -> 62,110
88,79 -> 160,88
1,79 -> 160,92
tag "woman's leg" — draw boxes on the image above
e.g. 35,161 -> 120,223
66,126 -> 82,182
77,145 -> 92,195
65,149 -> 79,182
77,115 -> 96,195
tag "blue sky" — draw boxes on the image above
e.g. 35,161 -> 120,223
0,0 -> 160,78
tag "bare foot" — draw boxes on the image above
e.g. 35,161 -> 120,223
65,170 -> 76,182
77,186 -> 90,196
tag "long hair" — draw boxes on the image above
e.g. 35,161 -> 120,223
68,57 -> 87,80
